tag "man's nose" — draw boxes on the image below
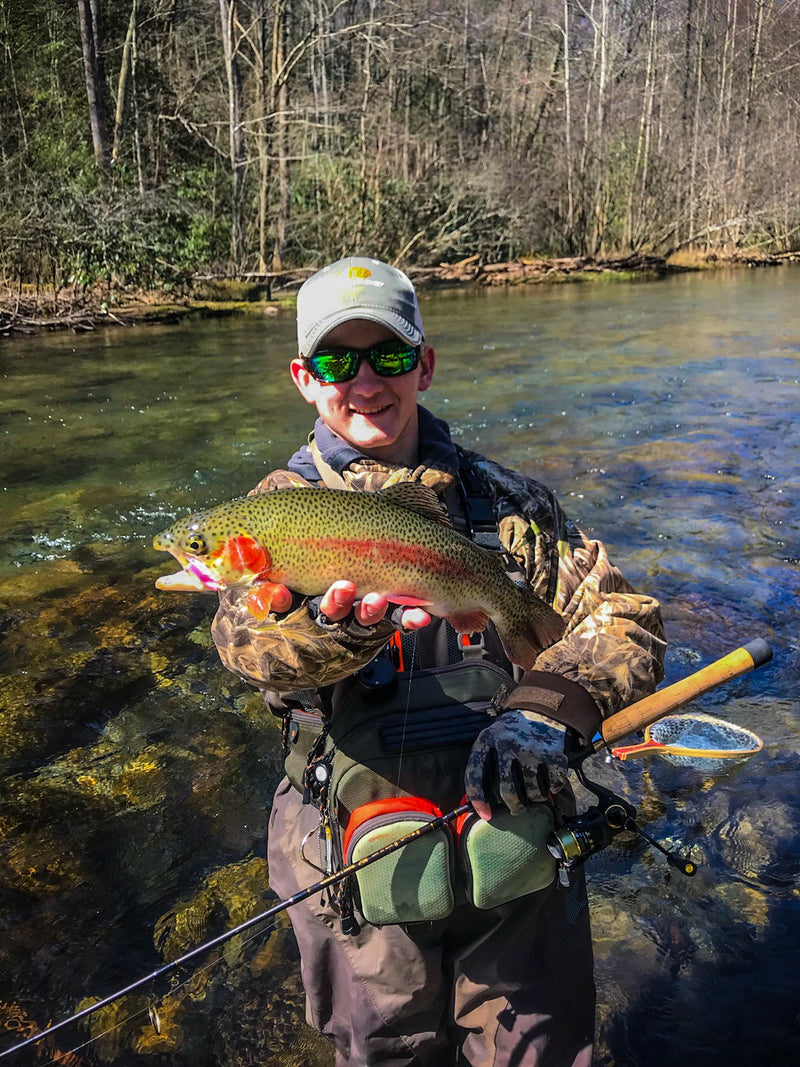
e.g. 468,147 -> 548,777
351,357 -> 383,389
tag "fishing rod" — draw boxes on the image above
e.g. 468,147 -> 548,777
0,639 -> 772,1061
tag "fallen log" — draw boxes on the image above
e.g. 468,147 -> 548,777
408,253 -> 669,288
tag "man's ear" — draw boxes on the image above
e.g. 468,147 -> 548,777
290,358 -> 319,404
417,345 -> 435,392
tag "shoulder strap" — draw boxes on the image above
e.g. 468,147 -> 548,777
455,452 -> 503,551
309,437 -> 349,490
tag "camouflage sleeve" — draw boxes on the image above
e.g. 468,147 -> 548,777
466,451 -> 666,719
209,468 -> 393,710
532,529 -> 666,719
211,586 -> 394,709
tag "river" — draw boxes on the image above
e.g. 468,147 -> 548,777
1,267 -> 798,1065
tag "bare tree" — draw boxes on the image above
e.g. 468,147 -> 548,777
77,0 -> 109,167
219,0 -> 247,270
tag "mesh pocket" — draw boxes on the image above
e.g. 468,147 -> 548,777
343,798 -> 455,926
458,805 -> 556,910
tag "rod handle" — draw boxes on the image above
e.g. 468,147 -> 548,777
600,639 -> 773,748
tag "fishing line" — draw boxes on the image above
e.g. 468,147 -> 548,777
0,804 -> 472,1062
39,1005 -> 151,1066
28,902 -> 289,1065
0,884 -> 290,1060
393,629 -> 418,789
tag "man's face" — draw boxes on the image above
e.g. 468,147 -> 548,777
290,318 -> 435,465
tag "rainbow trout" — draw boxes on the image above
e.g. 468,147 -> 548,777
153,483 -> 564,668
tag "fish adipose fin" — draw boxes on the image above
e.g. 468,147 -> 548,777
377,483 -> 452,526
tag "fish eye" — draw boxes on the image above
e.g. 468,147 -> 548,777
186,534 -> 208,555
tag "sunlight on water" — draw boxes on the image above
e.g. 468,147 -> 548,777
1,268 -> 799,1065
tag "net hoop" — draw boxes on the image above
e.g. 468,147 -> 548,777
612,712 -> 763,762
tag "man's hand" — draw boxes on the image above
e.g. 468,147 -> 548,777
318,580 -> 431,630
464,710 -> 570,822
258,579 -> 431,629
159,572 -> 431,630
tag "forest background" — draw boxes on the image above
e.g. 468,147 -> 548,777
2,0 -> 799,302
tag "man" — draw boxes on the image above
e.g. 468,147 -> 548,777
211,257 -> 666,1065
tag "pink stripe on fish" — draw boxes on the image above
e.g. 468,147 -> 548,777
296,536 -> 474,581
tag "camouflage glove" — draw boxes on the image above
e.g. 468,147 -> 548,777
464,710 -> 570,818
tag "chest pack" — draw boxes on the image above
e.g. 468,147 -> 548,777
280,455 -> 557,927
284,648 -> 556,928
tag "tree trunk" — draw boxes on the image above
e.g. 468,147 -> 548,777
625,0 -> 657,250
688,0 -> 708,247
562,0 -> 576,251
254,0 -> 271,273
355,0 -> 378,248
77,0 -> 109,168
587,0 -> 610,256
219,0 -> 246,271
271,0 -> 290,271
112,1 -> 137,165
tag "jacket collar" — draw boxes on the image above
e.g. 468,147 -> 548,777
287,405 -> 460,484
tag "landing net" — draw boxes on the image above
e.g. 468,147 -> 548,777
611,712 -> 763,765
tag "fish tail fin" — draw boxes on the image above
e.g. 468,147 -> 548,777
494,585 -> 565,670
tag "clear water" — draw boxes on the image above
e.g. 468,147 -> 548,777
1,268 -> 798,1065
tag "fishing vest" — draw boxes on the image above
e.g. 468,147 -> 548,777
280,450 -> 557,928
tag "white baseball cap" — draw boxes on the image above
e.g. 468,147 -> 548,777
296,257 -> 425,356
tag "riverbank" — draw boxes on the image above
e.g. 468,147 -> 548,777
2,249 -> 797,337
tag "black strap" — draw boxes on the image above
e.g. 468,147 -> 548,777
499,670 -> 602,746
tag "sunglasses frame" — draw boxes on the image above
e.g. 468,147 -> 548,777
303,340 -> 422,383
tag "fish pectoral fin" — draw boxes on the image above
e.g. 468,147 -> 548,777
385,594 -> 435,606
447,609 -> 490,633
247,580 -> 286,620
156,570 -> 215,593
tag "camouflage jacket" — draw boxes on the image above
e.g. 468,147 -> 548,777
210,407 -> 666,718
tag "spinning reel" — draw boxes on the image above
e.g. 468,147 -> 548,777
547,759 -> 697,884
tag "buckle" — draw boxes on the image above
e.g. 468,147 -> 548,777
460,632 -> 487,661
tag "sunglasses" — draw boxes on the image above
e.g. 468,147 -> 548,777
303,340 -> 421,383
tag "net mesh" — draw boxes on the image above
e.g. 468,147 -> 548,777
646,712 -> 762,765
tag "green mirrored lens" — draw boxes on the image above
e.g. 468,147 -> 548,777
309,351 -> 359,382
307,342 -> 419,382
371,344 -> 419,376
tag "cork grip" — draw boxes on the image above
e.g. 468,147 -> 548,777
600,640 -> 773,749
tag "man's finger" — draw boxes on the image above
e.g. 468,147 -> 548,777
269,584 -> 294,614
471,800 -> 493,822
400,608 -> 432,630
355,593 -> 389,626
319,580 -> 358,621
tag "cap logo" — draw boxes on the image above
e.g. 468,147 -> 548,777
349,266 -> 372,279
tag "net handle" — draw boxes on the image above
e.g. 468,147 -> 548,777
611,737 -> 763,761
610,737 -> 665,760
600,639 -> 772,749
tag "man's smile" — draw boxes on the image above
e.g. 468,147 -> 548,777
350,403 -> 392,415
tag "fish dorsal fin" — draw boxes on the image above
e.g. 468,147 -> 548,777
377,482 -> 453,526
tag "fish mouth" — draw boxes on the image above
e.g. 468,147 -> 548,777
184,558 -> 222,590
153,537 -> 223,591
